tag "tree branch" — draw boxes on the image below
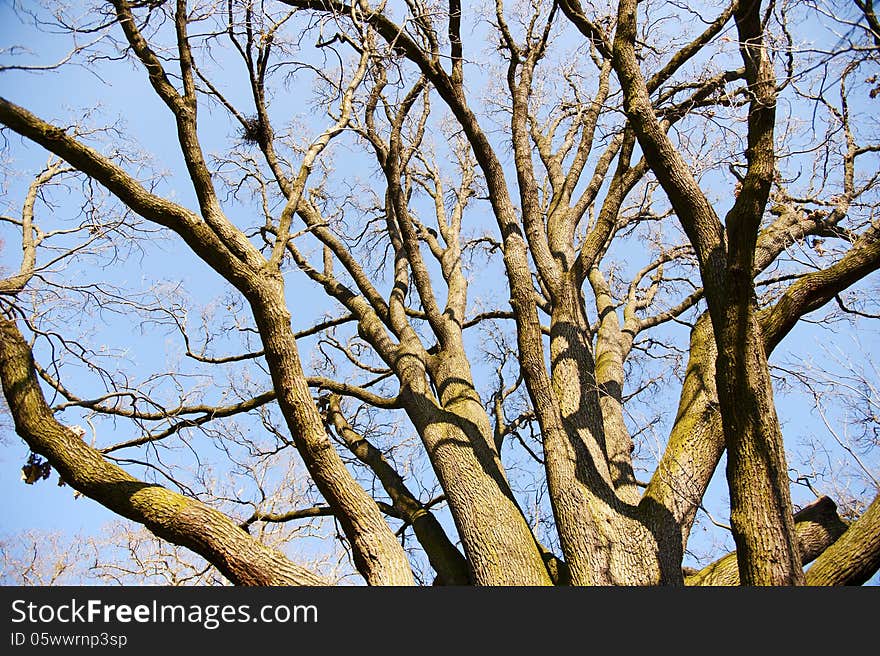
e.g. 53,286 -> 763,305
0,318 -> 326,586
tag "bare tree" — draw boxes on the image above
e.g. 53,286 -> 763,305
0,0 -> 878,586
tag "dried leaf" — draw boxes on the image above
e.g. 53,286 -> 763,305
21,453 -> 52,485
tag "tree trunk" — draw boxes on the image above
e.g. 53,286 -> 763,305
412,347 -> 553,585
640,313 -> 723,555
545,284 -> 674,585
588,267 -> 640,504
714,298 -> 805,585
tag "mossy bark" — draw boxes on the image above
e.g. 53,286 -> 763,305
807,494 -> 880,586
687,496 -> 849,586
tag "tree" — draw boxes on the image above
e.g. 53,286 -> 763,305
0,0 -> 878,586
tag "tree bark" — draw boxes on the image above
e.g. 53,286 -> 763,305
686,496 -> 849,585
640,314 -> 721,550
548,281 -> 673,585
588,267 -> 640,504
807,494 -> 880,586
413,347 -> 554,585
610,0 -> 804,584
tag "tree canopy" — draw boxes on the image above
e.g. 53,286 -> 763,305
1,0 -> 879,586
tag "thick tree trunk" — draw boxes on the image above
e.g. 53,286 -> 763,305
549,284 -> 611,489
546,288 -> 621,585
544,285 -> 674,585
413,348 -> 553,585
611,0 -> 804,585
710,3 -> 804,585
714,297 -> 805,585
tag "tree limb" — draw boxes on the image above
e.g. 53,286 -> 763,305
0,318 -> 326,586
